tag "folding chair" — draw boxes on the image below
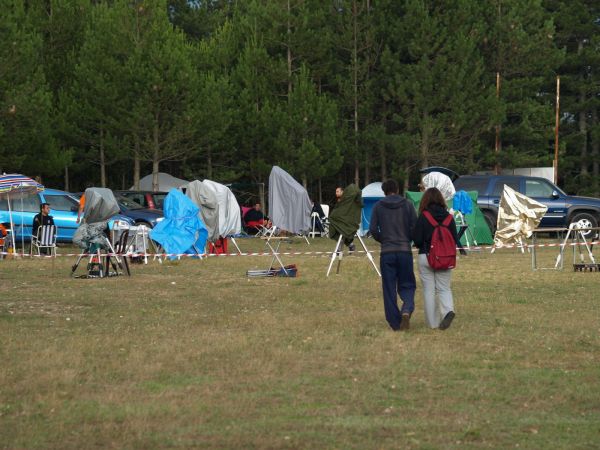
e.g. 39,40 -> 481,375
31,224 -> 57,257
106,230 -> 130,276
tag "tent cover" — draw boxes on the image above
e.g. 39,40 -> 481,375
329,184 -> 363,242
360,182 -> 384,236
182,180 -> 220,243
203,179 -> 242,237
134,173 -> 188,191
406,190 -> 494,245
494,185 -> 547,249
83,187 -> 120,224
268,166 -> 312,234
150,189 -> 208,259
421,172 -> 456,201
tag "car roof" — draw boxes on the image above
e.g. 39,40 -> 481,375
42,188 -> 77,196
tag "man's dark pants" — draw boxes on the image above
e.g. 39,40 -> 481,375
380,251 -> 416,330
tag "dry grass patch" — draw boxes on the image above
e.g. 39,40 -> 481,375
1,238 -> 599,449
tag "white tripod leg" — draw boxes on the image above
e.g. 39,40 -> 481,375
327,235 -> 343,277
356,234 -> 381,277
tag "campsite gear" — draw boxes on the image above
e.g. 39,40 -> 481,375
423,211 -> 456,270
134,172 -> 188,191
30,224 -> 57,257
246,264 -> 298,278
551,222 -> 597,271
360,182 -> 384,236
492,185 -> 547,252
452,190 -> 478,253
421,172 -> 456,202
329,184 -> 363,244
268,166 -> 312,236
260,236 -> 292,276
419,166 -> 459,182
208,237 -> 228,254
326,233 -> 381,277
0,173 -> 44,253
81,187 -> 120,225
182,180 -> 220,243
406,191 -> 493,245
203,179 -> 243,253
150,189 -> 208,260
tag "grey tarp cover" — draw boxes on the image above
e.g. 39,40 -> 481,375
83,187 -> 120,224
203,179 -> 242,236
73,188 -> 119,249
329,184 -> 363,242
182,180 -> 220,243
134,173 -> 188,191
268,166 -> 312,234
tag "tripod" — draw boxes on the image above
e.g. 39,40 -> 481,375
326,233 -> 381,277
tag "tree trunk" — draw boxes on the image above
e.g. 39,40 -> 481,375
380,141 -> 386,181
287,0 -> 292,96
578,40 -> 588,176
592,107 -> 599,196
421,114 -> 429,168
353,0 -> 360,187
133,135 -> 141,190
318,177 -> 322,204
207,146 -> 213,179
100,127 -> 106,187
152,119 -> 160,192
64,165 -> 69,192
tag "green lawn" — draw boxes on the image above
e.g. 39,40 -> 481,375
1,238 -> 599,449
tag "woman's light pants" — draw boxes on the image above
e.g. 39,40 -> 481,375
417,254 -> 454,328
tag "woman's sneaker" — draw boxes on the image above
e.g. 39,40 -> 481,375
439,311 -> 455,330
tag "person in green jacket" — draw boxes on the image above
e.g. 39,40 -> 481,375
329,184 -> 362,253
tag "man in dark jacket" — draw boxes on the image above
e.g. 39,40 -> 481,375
369,179 -> 417,331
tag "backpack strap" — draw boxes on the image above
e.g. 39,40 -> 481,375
441,214 -> 453,227
422,210 -> 438,227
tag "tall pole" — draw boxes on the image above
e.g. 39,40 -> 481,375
495,72 -> 501,175
554,76 -> 560,184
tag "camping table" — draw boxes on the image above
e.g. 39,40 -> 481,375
261,236 -> 290,276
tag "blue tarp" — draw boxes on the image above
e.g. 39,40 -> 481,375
360,182 -> 384,236
150,189 -> 208,259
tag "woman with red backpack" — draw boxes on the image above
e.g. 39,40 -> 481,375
412,187 -> 459,330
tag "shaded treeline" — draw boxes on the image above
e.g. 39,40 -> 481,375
1,0 -> 599,201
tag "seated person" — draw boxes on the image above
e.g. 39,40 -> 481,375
243,203 -> 269,234
0,223 -> 7,250
32,202 -> 56,254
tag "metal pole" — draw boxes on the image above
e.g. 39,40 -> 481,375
495,72 -> 501,175
554,76 -> 560,185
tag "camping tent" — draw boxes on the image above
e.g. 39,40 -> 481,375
181,180 -> 220,243
405,190 -> 494,245
360,182 -> 384,236
203,179 -> 242,237
268,166 -> 312,234
133,173 -> 188,191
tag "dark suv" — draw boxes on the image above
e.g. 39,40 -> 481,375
454,175 -> 600,233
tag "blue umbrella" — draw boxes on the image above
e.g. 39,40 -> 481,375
0,174 -> 45,253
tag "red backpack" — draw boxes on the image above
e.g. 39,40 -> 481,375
422,210 -> 456,270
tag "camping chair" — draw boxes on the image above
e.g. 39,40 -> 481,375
106,230 -> 130,276
453,211 -> 478,255
31,224 -> 57,257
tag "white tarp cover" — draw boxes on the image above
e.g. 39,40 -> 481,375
182,180 -> 220,243
494,185 -> 547,249
421,172 -> 456,201
134,173 -> 188,191
268,166 -> 312,234
83,188 -> 120,224
203,179 -> 242,236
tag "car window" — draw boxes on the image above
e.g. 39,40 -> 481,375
122,192 -> 146,207
453,178 -> 488,193
154,194 -> 166,209
45,194 -> 79,211
525,179 -> 555,197
115,194 -> 143,210
491,180 -> 520,196
0,194 -> 41,212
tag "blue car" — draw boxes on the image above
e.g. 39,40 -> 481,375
114,193 -> 163,228
0,188 -> 134,243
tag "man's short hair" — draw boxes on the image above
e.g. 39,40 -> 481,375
381,179 -> 401,196
40,202 -> 50,211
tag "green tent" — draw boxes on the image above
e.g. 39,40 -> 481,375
405,190 -> 493,245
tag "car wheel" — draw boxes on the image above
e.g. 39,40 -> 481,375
483,211 -> 497,235
569,212 -> 598,236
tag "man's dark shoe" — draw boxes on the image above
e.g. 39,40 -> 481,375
348,243 -> 356,253
439,311 -> 455,330
399,313 -> 410,331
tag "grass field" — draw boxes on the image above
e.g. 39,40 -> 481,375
1,237 -> 599,449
